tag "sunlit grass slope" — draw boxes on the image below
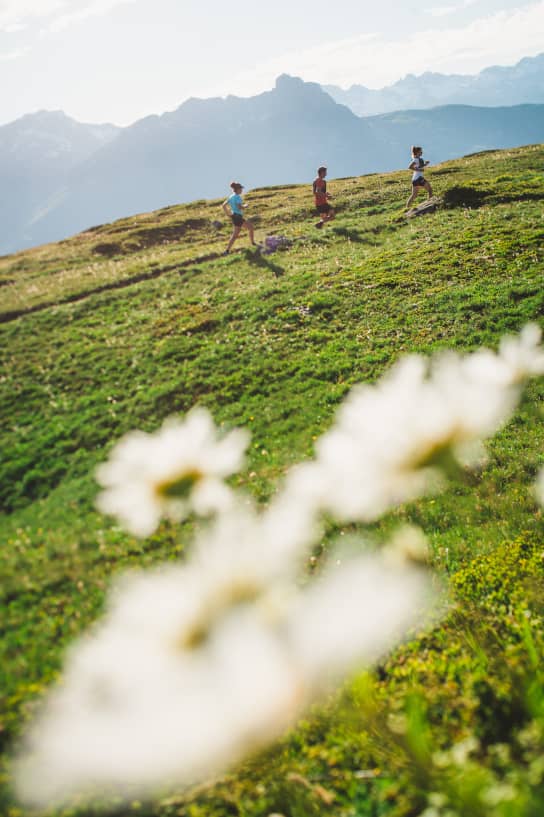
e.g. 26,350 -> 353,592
1,144 -> 544,816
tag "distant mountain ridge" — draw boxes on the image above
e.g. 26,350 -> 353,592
2,63 -> 544,255
324,53 -> 544,116
1,77 -> 373,253
0,109 -> 120,167
0,111 -> 121,254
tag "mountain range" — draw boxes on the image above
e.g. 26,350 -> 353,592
0,111 -> 120,255
1,53 -> 544,256
325,52 -> 544,116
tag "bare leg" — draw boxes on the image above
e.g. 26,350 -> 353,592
226,225 -> 241,253
244,220 -> 258,245
423,179 -> 433,199
316,208 -> 335,227
406,186 -> 420,208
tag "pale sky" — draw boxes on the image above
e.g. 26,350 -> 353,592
1,0 -> 543,126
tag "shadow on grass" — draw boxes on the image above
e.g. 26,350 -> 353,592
244,249 -> 285,278
443,185 -> 490,209
442,185 -> 542,210
331,226 -> 369,243
494,191 -> 544,205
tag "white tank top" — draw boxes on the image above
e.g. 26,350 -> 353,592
411,156 -> 425,181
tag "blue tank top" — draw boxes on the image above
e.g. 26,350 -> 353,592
228,193 -> 243,215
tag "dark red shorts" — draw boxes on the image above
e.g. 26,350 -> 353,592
231,213 -> 244,227
316,202 -> 331,214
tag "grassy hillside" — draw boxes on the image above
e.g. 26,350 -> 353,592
1,144 -> 544,817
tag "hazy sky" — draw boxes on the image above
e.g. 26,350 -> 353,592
1,0 -> 543,126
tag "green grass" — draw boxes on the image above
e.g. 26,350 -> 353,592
1,143 -> 544,816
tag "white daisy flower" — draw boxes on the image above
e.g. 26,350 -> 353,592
95,408 -> 250,537
13,557 -> 303,807
286,327 -> 544,522
14,326 -> 541,809
286,356 -> 450,521
14,522 -> 437,808
288,550 -> 435,689
382,525 -> 430,567
498,323 -> 544,383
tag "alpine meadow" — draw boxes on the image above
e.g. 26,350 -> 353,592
2,143 -> 544,817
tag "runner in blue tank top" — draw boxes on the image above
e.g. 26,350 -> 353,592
221,182 -> 260,254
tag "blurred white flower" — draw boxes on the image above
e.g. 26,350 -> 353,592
13,558 -> 303,806
481,782 -> 517,807
289,552 -> 435,689
95,408 -> 250,537
287,355 -> 452,521
383,525 -> 430,567
287,327 -> 544,522
450,734 -> 480,766
14,533 -> 437,808
430,350 -> 518,442
15,325 -> 542,809
14,500 -> 314,805
286,356 -> 442,521
498,323 -> 544,383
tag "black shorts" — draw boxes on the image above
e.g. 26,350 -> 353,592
316,203 -> 331,214
231,213 -> 244,227
412,177 -> 426,187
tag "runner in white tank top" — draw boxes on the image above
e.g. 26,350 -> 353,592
406,145 -> 433,209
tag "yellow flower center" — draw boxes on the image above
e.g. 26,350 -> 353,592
156,469 -> 203,500
180,582 -> 263,650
